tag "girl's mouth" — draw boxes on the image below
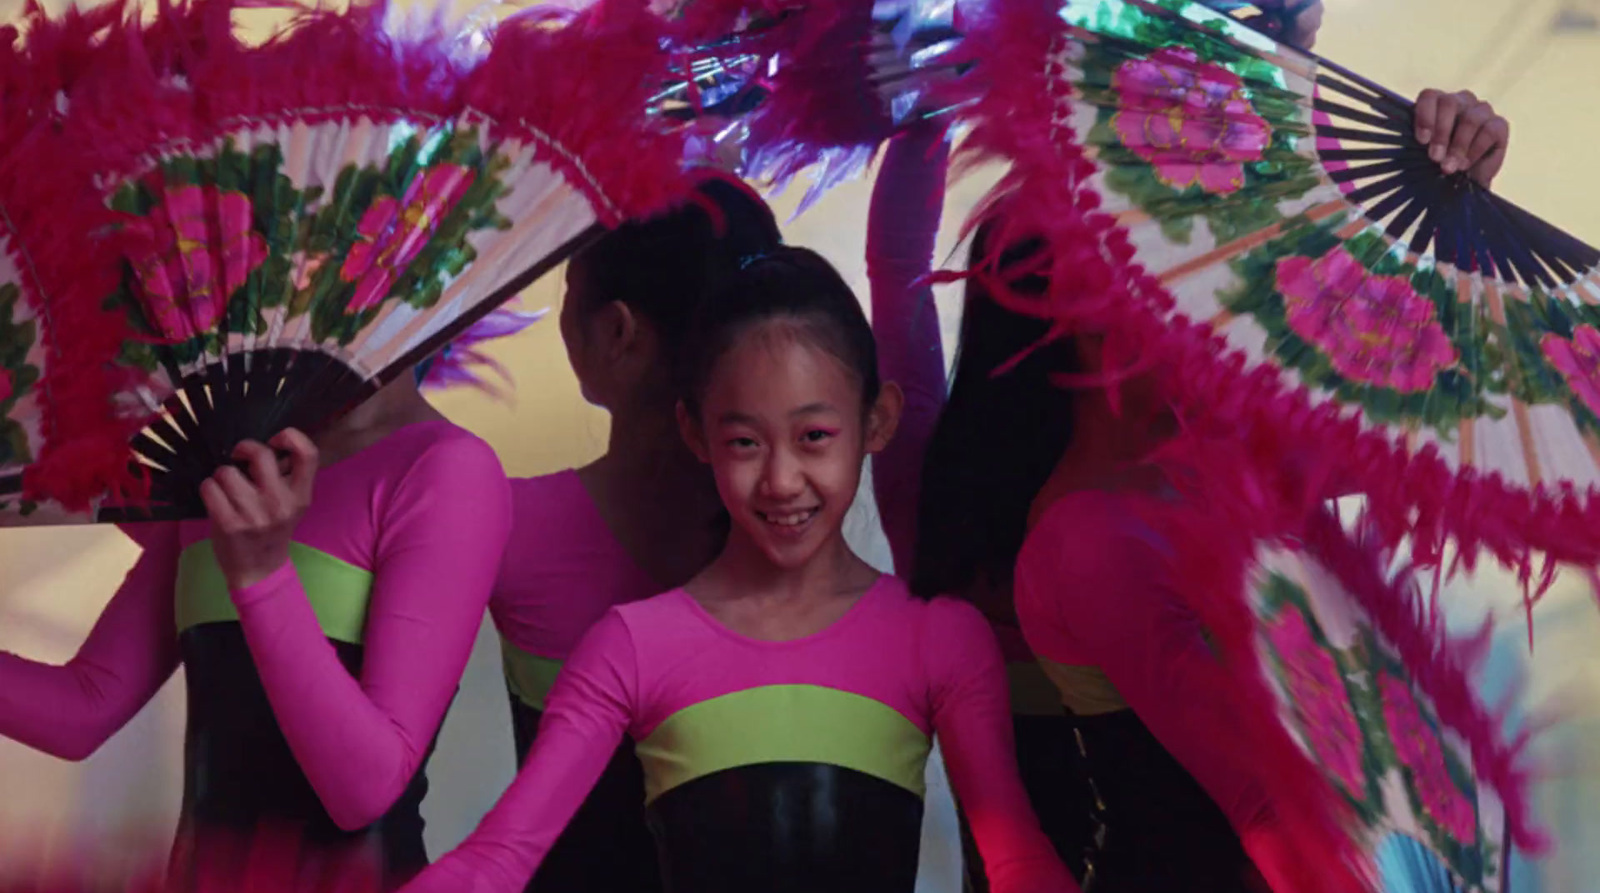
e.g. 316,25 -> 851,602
757,508 -> 820,534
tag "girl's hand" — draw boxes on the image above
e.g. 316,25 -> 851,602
1414,88 -> 1510,188
1283,0 -> 1324,49
201,428 -> 318,593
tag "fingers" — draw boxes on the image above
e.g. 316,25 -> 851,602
1420,89 -> 1467,164
207,466 -> 269,530
204,431 -> 318,531
1413,87 -> 1509,187
1287,0 -> 1323,49
1414,88 -> 1442,145
199,478 -> 242,531
1442,98 -> 1491,175
1466,114 -> 1510,187
270,428 -> 319,499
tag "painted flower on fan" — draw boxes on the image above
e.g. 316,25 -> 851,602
1110,46 -> 1271,195
1539,324 -> 1600,418
0,367 -> 11,405
1276,248 -> 1457,393
341,164 -> 477,313
125,185 -> 269,342
1379,674 -> 1478,842
1265,608 -> 1367,797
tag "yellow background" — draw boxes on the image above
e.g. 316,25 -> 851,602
1,0 -> 1598,889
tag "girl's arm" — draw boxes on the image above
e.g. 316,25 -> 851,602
229,435 -> 513,830
867,121 -> 951,573
0,525 -> 182,760
923,598 -> 1081,893
400,611 -> 640,893
1014,499 -> 1293,889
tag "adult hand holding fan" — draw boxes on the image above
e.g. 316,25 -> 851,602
0,0 -> 692,524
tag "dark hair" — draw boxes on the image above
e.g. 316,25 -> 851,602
568,175 -> 782,369
675,245 -> 880,419
908,218 -> 1081,600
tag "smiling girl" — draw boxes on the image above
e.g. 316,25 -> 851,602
399,246 -> 1078,893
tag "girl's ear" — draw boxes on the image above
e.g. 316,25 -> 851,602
677,400 -> 711,463
864,382 -> 904,455
594,300 -> 641,362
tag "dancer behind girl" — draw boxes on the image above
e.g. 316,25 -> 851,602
490,174 -> 780,893
869,122 -> 1084,891
0,371 -> 511,890
400,245 -> 1080,893
913,98 -> 1511,892
866,18 -> 1338,886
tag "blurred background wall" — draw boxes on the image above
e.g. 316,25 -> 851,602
0,0 -> 1597,889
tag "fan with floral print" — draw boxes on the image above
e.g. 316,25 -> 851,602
0,0 -> 690,524
1246,507 -> 1525,892
1024,0 -> 1600,497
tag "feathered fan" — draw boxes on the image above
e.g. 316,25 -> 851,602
0,0 -> 689,524
1248,509 -> 1524,892
940,0 -> 1600,588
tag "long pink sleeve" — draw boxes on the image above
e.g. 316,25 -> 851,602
1014,492 -> 1290,870
923,598 -> 1079,893
228,433 -> 512,830
0,524 -> 181,760
867,123 -> 950,573
399,611 -> 639,893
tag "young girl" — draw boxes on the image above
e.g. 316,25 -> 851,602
401,246 -> 1079,893
0,371 -> 511,890
489,174 -> 781,893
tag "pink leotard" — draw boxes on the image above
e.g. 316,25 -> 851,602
486,469 -> 665,893
1014,489 -> 1300,888
402,575 -> 1077,893
491,470 -> 658,687
0,419 -> 511,882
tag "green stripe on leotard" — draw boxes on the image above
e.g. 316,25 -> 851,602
175,540 -> 374,645
637,684 -> 930,804
501,637 -> 565,711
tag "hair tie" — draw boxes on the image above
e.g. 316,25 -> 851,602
738,251 -> 772,271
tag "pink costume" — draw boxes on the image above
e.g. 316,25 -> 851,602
0,420 -> 512,888
487,469 -> 663,893
867,123 -> 1295,888
403,575 -> 1078,893
1015,489 -> 1302,890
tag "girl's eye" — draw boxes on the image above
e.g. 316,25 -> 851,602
801,429 -> 836,444
726,436 -> 759,450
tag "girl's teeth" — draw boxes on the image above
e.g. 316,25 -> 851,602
768,511 -> 812,526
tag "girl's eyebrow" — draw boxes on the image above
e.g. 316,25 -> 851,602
790,402 -> 836,418
716,403 -> 838,426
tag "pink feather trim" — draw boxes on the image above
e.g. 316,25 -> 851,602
1,4 -> 151,510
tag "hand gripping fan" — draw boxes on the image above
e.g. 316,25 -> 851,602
0,0 -> 689,523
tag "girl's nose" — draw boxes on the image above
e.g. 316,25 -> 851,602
760,448 -> 805,499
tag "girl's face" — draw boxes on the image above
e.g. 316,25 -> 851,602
683,322 -> 900,571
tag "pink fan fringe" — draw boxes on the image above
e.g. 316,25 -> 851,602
1,5 -> 150,511
942,0 -> 1547,865
1302,506 -> 1545,852
9,0 -> 698,507
63,0 -> 691,225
